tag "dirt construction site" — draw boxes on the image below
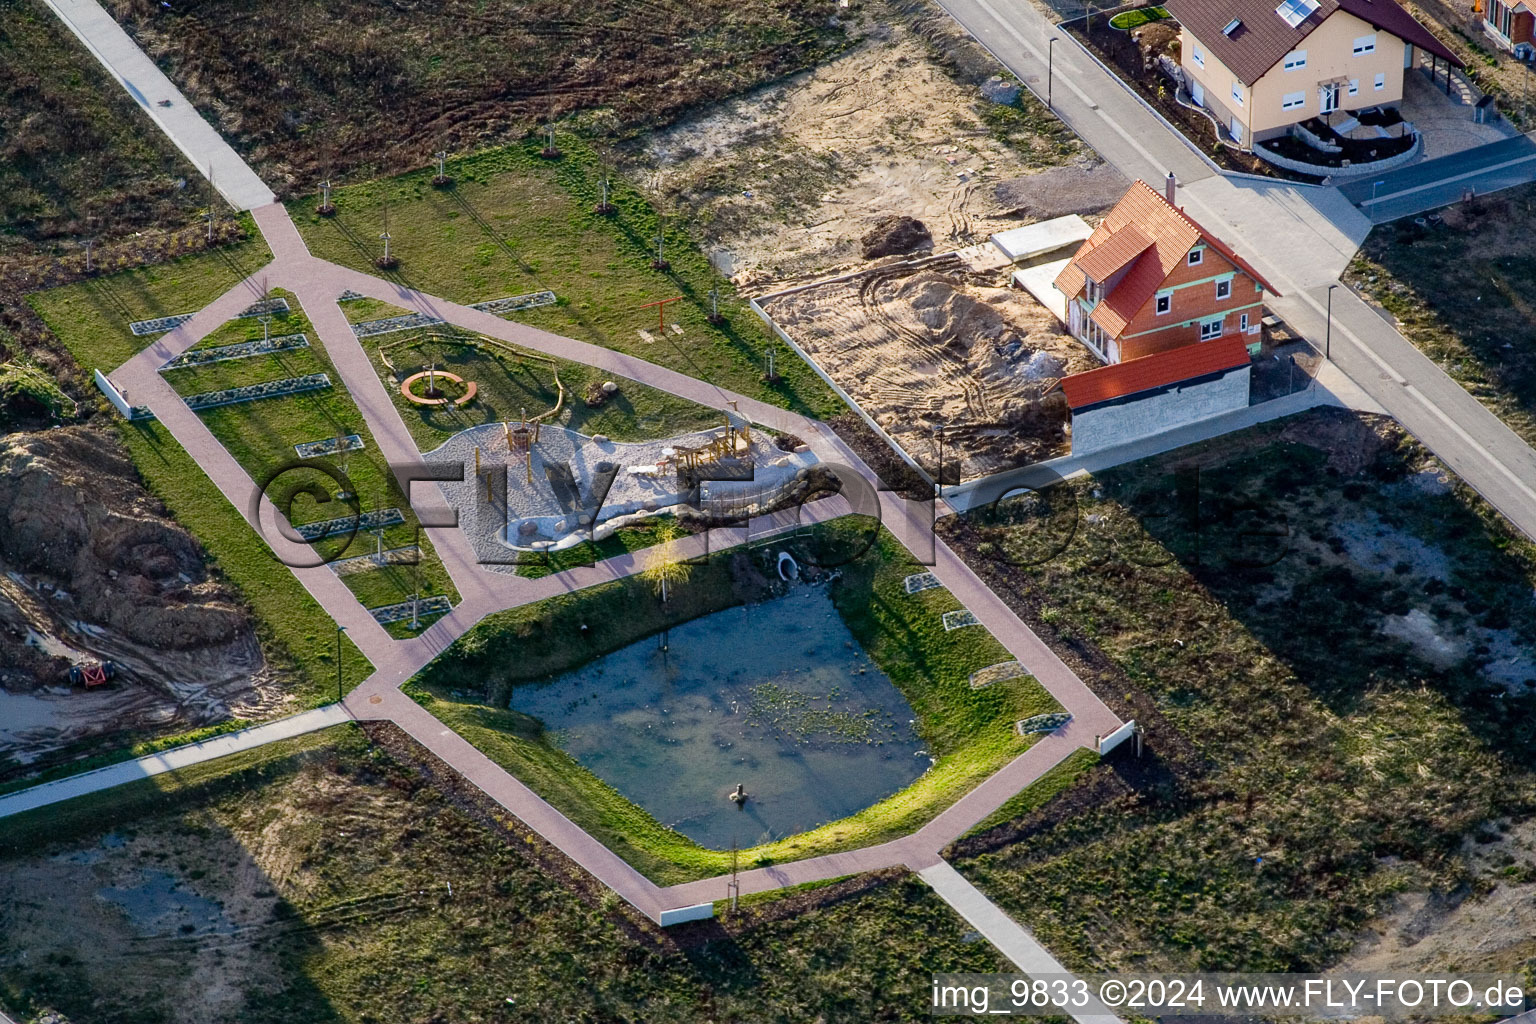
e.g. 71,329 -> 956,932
0,428 -> 285,773
763,255 -> 1097,479
628,7 -> 1125,285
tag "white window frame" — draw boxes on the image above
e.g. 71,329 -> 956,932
1232,81 -> 1245,106
1374,72 -> 1386,90
1215,278 -> 1233,300
1283,49 -> 1307,70
1353,33 -> 1377,55
1192,43 -> 1205,67
1200,318 -> 1224,340
1282,91 -> 1306,110
1188,247 -> 1205,267
1155,291 -> 1173,315
1347,79 -> 1359,97
1240,312 -> 1250,333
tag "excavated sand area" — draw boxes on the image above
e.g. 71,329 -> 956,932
763,258 -> 1097,479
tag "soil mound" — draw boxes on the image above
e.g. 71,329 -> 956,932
860,216 -> 933,259
0,428 -> 284,772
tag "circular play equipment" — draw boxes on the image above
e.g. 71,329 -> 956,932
401,369 -> 477,407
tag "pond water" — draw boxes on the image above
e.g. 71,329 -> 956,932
98,868 -> 233,937
511,586 -> 928,849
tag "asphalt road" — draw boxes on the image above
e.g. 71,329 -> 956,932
1340,132 -> 1536,223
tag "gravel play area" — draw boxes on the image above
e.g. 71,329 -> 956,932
424,423 -> 818,570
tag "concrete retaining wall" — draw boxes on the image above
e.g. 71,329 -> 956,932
94,368 -> 132,418
1099,720 -> 1137,755
659,902 -> 715,926
1070,366 -> 1249,454
1255,131 -> 1422,178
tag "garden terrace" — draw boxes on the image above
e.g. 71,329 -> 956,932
27,220 -> 274,372
157,291 -> 459,637
31,260 -> 372,702
408,521 -> 1068,884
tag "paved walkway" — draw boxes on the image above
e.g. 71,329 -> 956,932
0,705 -> 352,820
42,0 -> 274,211
919,861 -> 1123,1024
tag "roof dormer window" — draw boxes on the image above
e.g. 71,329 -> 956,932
1223,17 -> 1243,35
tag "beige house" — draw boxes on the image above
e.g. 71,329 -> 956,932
1164,0 -> 1463,147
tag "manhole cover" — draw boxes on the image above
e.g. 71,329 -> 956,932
369,695 -> 382,704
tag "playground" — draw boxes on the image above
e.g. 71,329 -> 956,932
424,407 -> 817,568
371,329 -> 723,452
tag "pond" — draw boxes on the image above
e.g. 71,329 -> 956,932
511,586 -> 928,849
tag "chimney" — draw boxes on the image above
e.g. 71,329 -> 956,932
1165,171 -> 1177,204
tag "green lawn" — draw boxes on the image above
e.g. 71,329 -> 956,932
410,520 -> 1066,884
26,218 -> 273,372
288,139 -> 843,419
158,289 -> 460,632
512,516 -> 679,579
369,329 -> 726,452
942,409 -> 1536,972
0,724 -> 1001,1024
117,419 -> 372,705
1108,5 -> 1169,29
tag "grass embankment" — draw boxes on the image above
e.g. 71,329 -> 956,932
1347,189 -> 1536,449
118,420 -> 373,704
0,0 -> 205,252
289,138 -> 843,418
0,719 -> 254,798
369,330 -> 725,452
0,724 -> 1001,1023
27,219 -> 272,371
942,409 -> 1536,971
411,521 -> 1067,884
157,289 -> 459,635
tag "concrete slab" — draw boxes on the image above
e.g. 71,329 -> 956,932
1013,257 -> 1072,323
990,214 -> 1093,261
43,0 -> 275,210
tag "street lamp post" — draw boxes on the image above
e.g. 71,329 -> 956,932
335,624 -> 347,704
1048,37 -> 1059,110
1371,179 -> 1385,205
1325,283 -> 1338,360
932,424 -> 945,502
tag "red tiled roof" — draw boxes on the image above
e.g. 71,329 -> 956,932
1054,180 -> 1281,340
1059,336 -> 1251,409
1074,223 -> 1154,282
1163,0 -> 1461,87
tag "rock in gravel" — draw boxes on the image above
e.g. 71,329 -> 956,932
980,75 -> 1021,106
860,216 -> 933,259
